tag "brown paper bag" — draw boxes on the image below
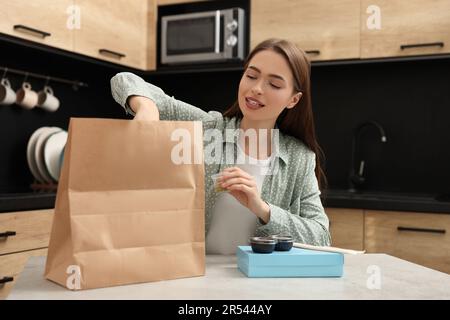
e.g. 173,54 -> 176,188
45,118 -> 205,290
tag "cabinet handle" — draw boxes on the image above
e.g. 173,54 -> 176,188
13,24 -> 51,38
99,49 -> 126,59
397,226 -> 446,234
0,231 -> 16,239
0,276 -> 14,285
305,50 -> 321,55
400,42 -> 444,50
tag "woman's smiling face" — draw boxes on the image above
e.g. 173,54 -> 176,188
238,49 -> 302,123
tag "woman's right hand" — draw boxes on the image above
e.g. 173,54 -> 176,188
128,96 -> 160,121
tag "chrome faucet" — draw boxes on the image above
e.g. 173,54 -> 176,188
348,121 -> 387,192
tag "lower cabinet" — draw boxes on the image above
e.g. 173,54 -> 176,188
365,210 -> 450,274
326,208 -> 364,251
325,207 -> 450,274
0,248 -> 48,299
0,209 -> 53,299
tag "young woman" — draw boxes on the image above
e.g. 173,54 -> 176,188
111,38 -> 330,254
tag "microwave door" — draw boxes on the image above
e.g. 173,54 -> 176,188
161,11 -> 226,64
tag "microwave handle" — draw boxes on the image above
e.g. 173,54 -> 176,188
215,10 -> 220,53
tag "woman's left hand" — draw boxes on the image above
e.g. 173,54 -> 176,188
218,167 -> 270,223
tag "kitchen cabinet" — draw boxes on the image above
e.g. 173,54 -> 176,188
326,207 -> 450,273
73,0 -> 149,70
0,209 -> 53,255
251,0 -> 361,61
326,208 -> 364,250
0,249 -> 47,300
0,209 -> 53,300
0,0 -> 74,51
360,0 -> 450,58
148,0 -> 158,71
365,210 -> 450,274
2,1 -> 449,70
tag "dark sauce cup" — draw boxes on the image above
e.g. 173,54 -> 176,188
249,237 -> 276,253
270,235 -> 294,251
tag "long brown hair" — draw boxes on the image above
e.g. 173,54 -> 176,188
223,38 -> 327,191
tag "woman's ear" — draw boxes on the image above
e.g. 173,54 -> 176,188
286,92 -> 303,109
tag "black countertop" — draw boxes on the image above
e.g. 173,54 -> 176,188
1,190 -> 450,214
321,189 -> 450,214
0,193 -> 56,213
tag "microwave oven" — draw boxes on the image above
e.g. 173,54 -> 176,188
161,8 -> 246,65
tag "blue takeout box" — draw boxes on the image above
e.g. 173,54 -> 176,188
237,246 -> 344,278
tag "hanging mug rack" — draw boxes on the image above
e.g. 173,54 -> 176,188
0,66 -> 88,91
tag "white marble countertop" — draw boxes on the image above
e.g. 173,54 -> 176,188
7,254 -> 450,300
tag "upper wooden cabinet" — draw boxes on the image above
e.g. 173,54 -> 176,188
0,0 -> 74,51
251,0 -> 361,61
73,0 -> 148,70
2,1 -> 449,69
360,0 -> 450,58
147,0 -> 157,71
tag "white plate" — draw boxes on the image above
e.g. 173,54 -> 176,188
34,127 -> 63,183
43,130 -> 68,182
27,127 -> 49,183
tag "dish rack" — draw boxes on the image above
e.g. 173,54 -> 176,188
30,181 -> 58,193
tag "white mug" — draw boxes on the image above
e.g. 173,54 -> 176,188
37,86 -> 60,112
0,78 -> 16,106
16,82 -> 38,109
